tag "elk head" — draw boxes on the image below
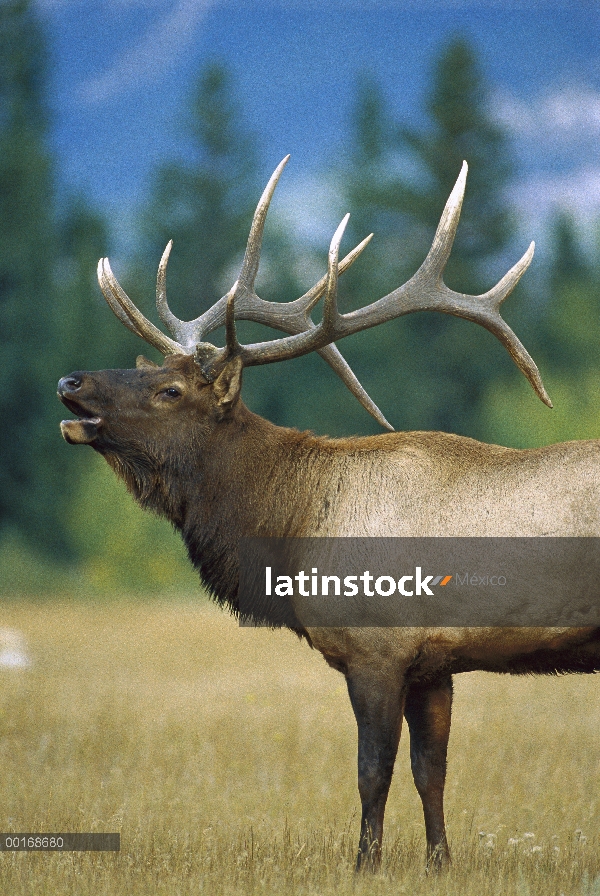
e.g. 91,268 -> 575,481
59,155 -> 551,462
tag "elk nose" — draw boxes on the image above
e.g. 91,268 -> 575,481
57,375 -> 83,396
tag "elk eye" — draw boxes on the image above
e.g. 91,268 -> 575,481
163,387 -> 181,399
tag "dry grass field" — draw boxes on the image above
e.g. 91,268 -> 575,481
0,599 -> 599,895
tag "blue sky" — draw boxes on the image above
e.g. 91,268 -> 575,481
37,0 -> 600,253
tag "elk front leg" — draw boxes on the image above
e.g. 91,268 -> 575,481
345,670 -> 405,872
404,676 -> 453,870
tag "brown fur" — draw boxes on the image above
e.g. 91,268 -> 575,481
58,354 -> 600,871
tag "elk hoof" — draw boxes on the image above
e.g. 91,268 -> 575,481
426,844 -> 451,873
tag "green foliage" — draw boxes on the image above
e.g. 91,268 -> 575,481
483,372 -> 600,450
48,199 -> 141,569
0,0 -> 141,576
480,211 -> 600,448
54,197 -> 133,373
4,28 -> 600,595
68,455 -> 197,593
0,0 -> 63,552
0,527 -> 71,594
532,213 -> 600,376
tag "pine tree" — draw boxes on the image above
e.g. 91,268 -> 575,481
141,63 -> 260,321
138,61 -> 310,428
55,198 -> 119,372
477,214 -> 600,450
0,0 -> 114,565
398,37 -> 513,291
0,0 -> 63,553
338,38 -> 518,437
540,212 -> 599,374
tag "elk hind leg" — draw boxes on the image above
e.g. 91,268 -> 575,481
404,675 -> 453,870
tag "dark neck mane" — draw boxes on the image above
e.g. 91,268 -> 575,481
106,404 -> 323,629
181,410 -> 320,629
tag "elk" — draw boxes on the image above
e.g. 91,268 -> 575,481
58,156 -> 600,872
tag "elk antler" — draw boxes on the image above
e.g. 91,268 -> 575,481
98,157 -> 551,431
98,156 -> 389,428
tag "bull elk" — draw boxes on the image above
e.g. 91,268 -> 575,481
58,156 -> 600,872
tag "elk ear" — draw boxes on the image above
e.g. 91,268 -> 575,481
136,355 -> 160,370
213,356 -> 243,410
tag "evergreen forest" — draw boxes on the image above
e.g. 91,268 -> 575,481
2,0 -> 599,594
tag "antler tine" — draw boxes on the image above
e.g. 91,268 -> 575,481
153,241 -> 208,350
145,155 -> 290,351
321,214 -> 349,336
150,146 -> 287,349
238,155 -> 290,292
483,314 -> 550,403
155,240 -> 182,335
319,342 -> 394,431
97,259 -> 144,339
98,257 -> 183,356
299,232 -> 374,316
421,160 -> 467,279
485,240 -> 535,310
470,241 -> 552,406
160,156 -> 292,349
225,281 -> 241,356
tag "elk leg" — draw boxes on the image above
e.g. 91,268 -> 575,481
404,676 -> 453,870
345,670 -> 405,872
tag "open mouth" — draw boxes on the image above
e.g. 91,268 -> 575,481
58,396 -> 103,445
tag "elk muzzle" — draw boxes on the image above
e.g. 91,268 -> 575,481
57,374 -> 103,445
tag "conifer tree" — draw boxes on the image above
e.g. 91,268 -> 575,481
0,0 -> 62,552
540,212 -> 599,375
141,63 -> 260,320
139,62 -> 307,428
339,38 -> 517,436
0,0 -> 113,562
